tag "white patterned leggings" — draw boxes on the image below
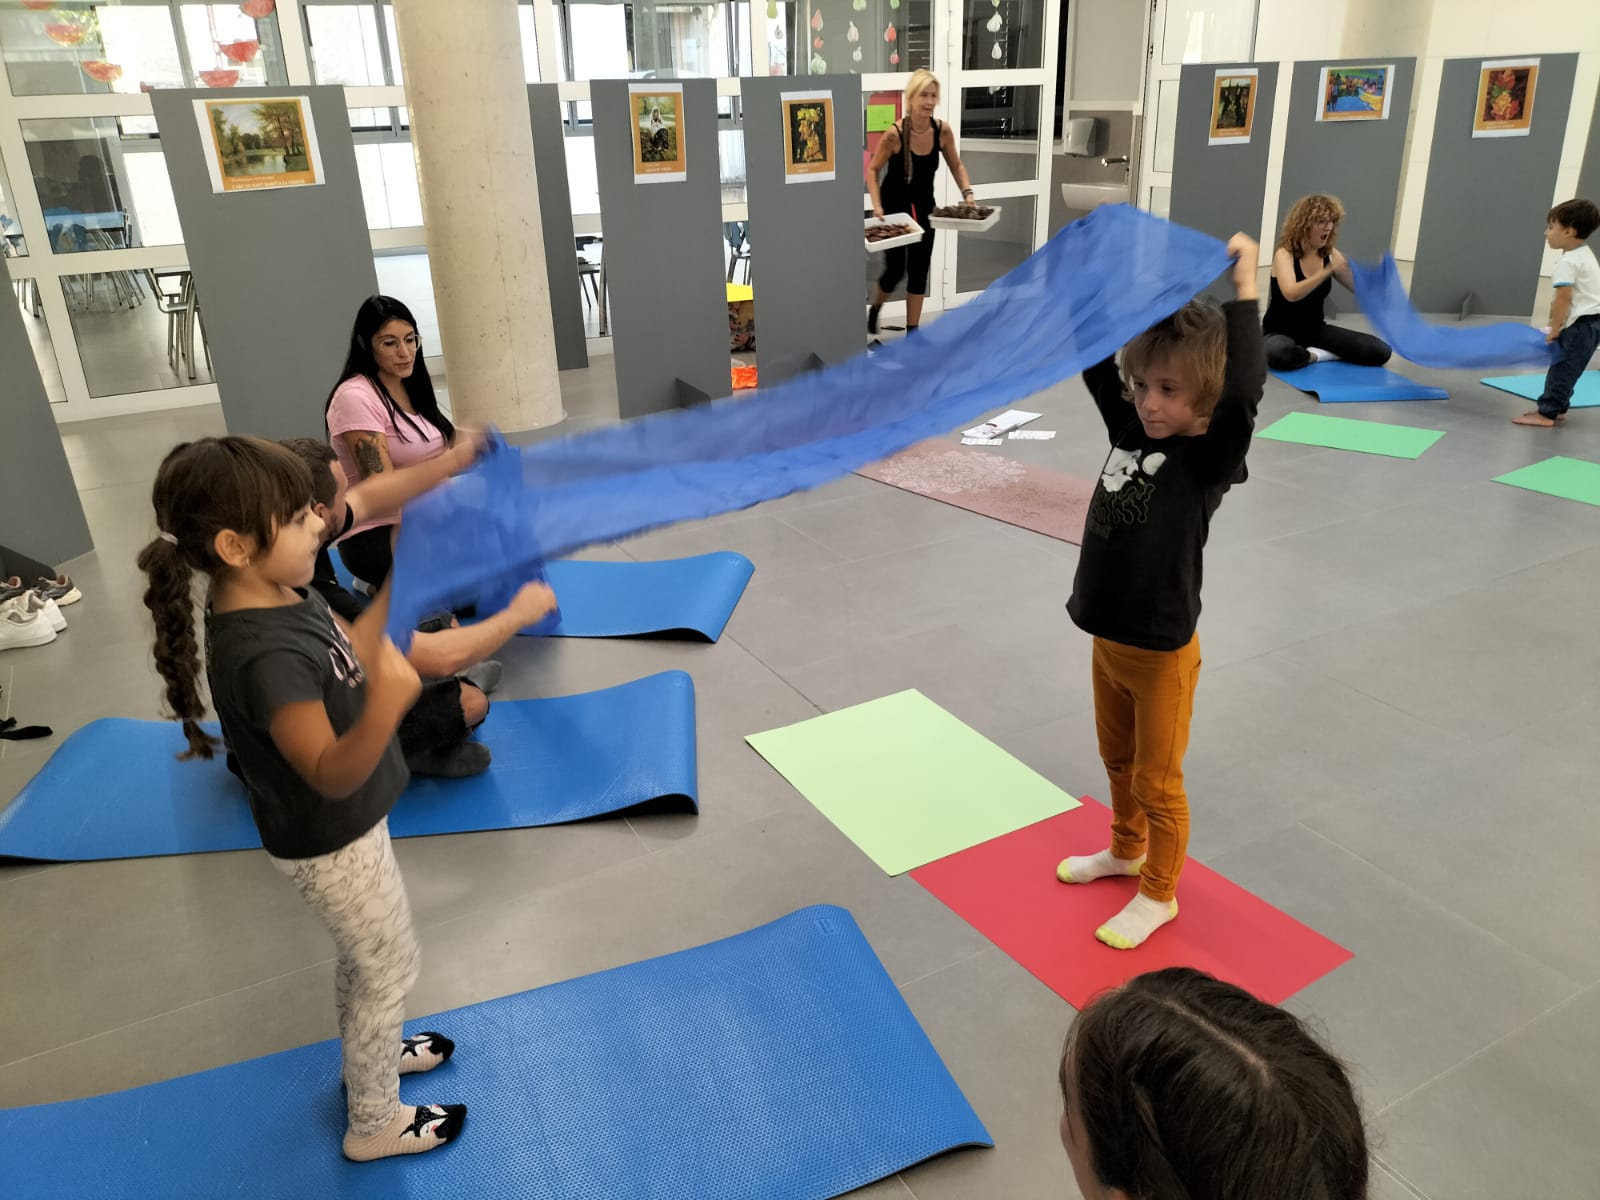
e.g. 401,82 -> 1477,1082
270,818 -> 419,1137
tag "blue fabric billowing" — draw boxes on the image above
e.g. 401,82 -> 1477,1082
387,204 -> 1233,646
1350,253 -> 1555,369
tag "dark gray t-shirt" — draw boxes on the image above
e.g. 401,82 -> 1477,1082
206,588 -> 408,859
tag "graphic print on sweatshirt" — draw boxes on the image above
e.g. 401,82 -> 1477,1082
1085,446 -> 1168,538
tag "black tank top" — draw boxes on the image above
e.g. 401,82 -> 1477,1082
1263,252 -> 1331,340
882,119 -> 940,222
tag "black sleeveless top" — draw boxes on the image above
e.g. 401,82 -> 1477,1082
1263,252 -> 1331,341
881,119 -> 941,223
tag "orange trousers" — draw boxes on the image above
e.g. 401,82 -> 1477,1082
1090,633 -> 1200,903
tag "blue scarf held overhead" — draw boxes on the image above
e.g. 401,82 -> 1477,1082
386,204 -> 1236,647
1349,253 -> 1554,369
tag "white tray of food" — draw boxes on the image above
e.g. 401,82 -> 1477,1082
864,213 -> 926,253
928,203 -> 1003,232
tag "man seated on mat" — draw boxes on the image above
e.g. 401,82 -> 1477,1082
280,437 -> 557,779
1263,194 -> 1392,372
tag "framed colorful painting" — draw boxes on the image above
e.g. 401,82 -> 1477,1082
1473,58 -> 1538,138
1316,64 -> 1393,122
630,82 -> 687,184
1208,68 -> 1259,146
194,96 -> 324,193
781,90 -> 836,183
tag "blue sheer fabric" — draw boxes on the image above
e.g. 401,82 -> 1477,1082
1350,253 -> 1554,369
386,205 -> 1233,646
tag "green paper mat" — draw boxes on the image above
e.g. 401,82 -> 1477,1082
746,690 -> 1080,875
1493,456 -> 1600,507
1256,411 -> 1444,458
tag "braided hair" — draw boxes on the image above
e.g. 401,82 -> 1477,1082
136,437 -> 313,759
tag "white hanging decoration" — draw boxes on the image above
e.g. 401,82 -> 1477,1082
853,46 -> 863,62
985,11 -> 1001,32
847,20 -> 859,42
991,42 -> 1003,59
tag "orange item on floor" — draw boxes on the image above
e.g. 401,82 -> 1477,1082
732,364 -> 758,390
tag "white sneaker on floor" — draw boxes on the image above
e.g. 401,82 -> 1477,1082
0,593 -> 65,633
0,604 -> 57,650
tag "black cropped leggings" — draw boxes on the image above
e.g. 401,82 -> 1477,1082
877,226 -> 937,297
1264,323 -> 1392,371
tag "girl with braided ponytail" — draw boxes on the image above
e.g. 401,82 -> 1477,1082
137,436 -> 468,1164
1059,967 -> 1369,1200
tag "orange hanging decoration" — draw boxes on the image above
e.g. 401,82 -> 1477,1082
80,61 -> 124,84
198,68 -> 241,88
43,23 -> 87,46
239,0 -> 276,16
219,39 -> 260,63
884,22 -> 897,42
22,2 -> 57,11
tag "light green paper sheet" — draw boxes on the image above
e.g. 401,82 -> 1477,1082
866,104 -> 897,133
1493,456 -> 1600,507
1256,411 -> 1444,459
746,690 -> 1080,875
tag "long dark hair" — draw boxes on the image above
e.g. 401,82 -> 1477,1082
324,295 -> 454,445
136,437 -> 313,760
1062,968 -> 1369,1200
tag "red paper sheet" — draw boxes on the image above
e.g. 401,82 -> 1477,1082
910,798 -> 1352,1008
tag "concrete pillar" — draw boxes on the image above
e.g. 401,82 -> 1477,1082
389,0 -> 564,430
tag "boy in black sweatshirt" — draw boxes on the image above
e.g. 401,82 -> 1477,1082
1058,233 -> 1265,950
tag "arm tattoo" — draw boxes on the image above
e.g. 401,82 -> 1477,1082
353,435 -> 385,479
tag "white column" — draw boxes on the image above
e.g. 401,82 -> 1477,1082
389,0 -> 564,430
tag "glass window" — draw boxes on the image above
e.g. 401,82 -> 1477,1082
0,151 -> 26,256
516,3 -> 541,82
955,193 -> 1034,292
0,2 -> 287,95
381,4 -> 402,84
1162,0 -> 1255,66
556,0 -> 748,79
180,2 -> 287,88
64,266 -> 215,396
306,3 -> 386,84
959,85 -> 1040,185
775,0 -> 928,75
21,116 -> 181,251
962,0 -> 1043,70
355,140 -> 422,229
564,131 -> 599,215
374,252 -> 438,348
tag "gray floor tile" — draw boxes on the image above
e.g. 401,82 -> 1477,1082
1210,824 -> 1581,1112
1377,985 -> 1600,1200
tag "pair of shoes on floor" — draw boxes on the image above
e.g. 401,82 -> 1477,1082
0,596 -> 60,651
1,575 -> 80,607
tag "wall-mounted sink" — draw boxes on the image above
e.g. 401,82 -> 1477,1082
1059,182 -> 1129,210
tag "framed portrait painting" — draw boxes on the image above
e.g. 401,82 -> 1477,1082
631,83 -> 687,183
781,90 -> 836,183
1209,68 -> 1259,146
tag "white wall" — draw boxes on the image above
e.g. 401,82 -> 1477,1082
1069,0 -> 1148,102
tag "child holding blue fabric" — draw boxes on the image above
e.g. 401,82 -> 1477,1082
1512,198 -> 1600,428
1057,234 -> 1264,950
137,437 -> 467,1163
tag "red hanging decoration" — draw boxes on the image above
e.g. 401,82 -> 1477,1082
884,21 -> 897,42
22,2 -> 57,11
810,9 -> 823,30
80,61 -> 124,84
219,39 -> 260,63
43,23 -> 87,46
239,0 -> 276,16
198,68 -> 241,88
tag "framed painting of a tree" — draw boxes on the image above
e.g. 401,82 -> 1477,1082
194,96 -> 325,193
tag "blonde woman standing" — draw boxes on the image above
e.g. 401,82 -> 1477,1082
865,69 -> 976,338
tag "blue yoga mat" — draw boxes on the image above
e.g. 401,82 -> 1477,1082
1,906 -> 992,1200
526,553 -> 754,640
1271,361 -> 1449,403
1480,370 -> 1600,409
332,552 -> 755,641
0,671 -> 697,862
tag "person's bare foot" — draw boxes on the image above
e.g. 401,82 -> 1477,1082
1512,411 -> 1564,427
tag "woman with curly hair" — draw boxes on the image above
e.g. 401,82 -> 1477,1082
1263,194 -> 1392,371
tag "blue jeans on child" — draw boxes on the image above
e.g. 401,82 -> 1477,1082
1539,313 -> 1600,418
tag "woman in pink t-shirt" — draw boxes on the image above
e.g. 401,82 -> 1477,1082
324,295 -> 455,586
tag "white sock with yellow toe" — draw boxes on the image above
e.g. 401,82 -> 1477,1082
1095,893 -> 1178,950
1057,848 -> 1145,884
